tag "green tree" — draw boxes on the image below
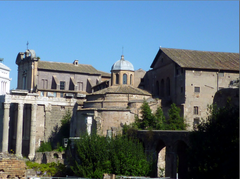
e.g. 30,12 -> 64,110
165,103 -> 187,130
187,103 -> 239,179
133,101 -> 186,130
154,106 -> 166,129
71,134 -> 151,178
137,100 -> 155,129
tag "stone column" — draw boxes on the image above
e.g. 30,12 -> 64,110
28,103 -> 37,160
2,103 -> 10,153
16,103 -> 24,158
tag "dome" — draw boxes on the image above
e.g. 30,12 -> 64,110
111,55 -> 134,71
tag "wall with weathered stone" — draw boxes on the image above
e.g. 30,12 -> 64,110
34,151 -> 65,164
0,153 -> 26,179
184,70 -> 239,129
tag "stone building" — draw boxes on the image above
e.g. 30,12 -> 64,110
143,47 -> 239,130
0,49 -> 111,159
0,59 -> 11,95
70,55 -> 158,137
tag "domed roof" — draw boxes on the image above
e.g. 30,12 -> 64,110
111,55 -> 134,71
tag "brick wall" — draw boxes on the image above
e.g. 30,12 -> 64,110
0,153 -> 26,179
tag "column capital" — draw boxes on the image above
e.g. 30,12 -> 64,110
4,103 -> 10,109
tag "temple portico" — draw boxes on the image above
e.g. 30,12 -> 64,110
0,90 -> 79,159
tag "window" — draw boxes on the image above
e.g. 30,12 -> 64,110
40,91 -> 44,97
123,74 -> 127,84
160,79 -> 164,97
116,74 -> 119,84
156,81 -> 159,96
42,79 -> 48,89
53,92 -> 57,97
219,72 -> 224,77
166,77 -> 170,96
77,82 -> 83,91
130,74 -> 132,85
194,87 -> 200,93
60,81 -> 65,90
194,106 -> 199,115
193,117 -> 200,128
60,93 -> 64,97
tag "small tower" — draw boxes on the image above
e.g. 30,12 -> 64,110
111,55 -> 134,86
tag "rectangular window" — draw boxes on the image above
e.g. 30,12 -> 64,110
40,91 -> 44,97
60,93 -> 64,97
219,72 -> 224,77
77,82 -> 83,91
194,106 -> 199,115
194,87 -> 200,93
193,117 -> 200,128
60,81 -> 65,90
53,92 -> 57,97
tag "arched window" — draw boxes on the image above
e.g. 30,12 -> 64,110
130,74 -> 133,85
166,77 -> 170,96
116,74 -> 119,84
160,79 -> 164,97
156,81 -> 159,97
123,74 -> 127,84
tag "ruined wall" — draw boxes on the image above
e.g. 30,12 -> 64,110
34,151 -> 65,164
0,153 -> 26,179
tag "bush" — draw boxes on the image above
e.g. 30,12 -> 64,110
71,134 -> 151,178
26,161 -> 68,176
37,142 -> 52,152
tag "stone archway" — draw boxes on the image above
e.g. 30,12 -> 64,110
137,130 -> 189,178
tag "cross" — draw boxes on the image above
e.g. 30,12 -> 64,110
122,46 -> 124,55
26,41 -> 29,49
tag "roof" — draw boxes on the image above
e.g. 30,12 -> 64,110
151,48 -> 239,71
111,55 -> 134,71
97,70 -> 111,77
38,61 -> 104,75
90,85 -> 151,96
0,62 -> 10,71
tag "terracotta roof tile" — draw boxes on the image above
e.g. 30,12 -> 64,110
38,61 -> 101,75
152,48 -> 239,71
91,85 -> 151,96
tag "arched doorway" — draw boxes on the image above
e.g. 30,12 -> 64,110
156,140 -> 166,177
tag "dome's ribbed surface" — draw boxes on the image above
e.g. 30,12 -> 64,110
111,55 -> 134,71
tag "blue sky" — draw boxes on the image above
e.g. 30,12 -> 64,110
0,1 -> 239,90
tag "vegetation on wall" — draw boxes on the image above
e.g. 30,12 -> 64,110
71,133 -> 151,178
187,103 -> 239,179
26,161 -> 70,177
129,100 -> 186,130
